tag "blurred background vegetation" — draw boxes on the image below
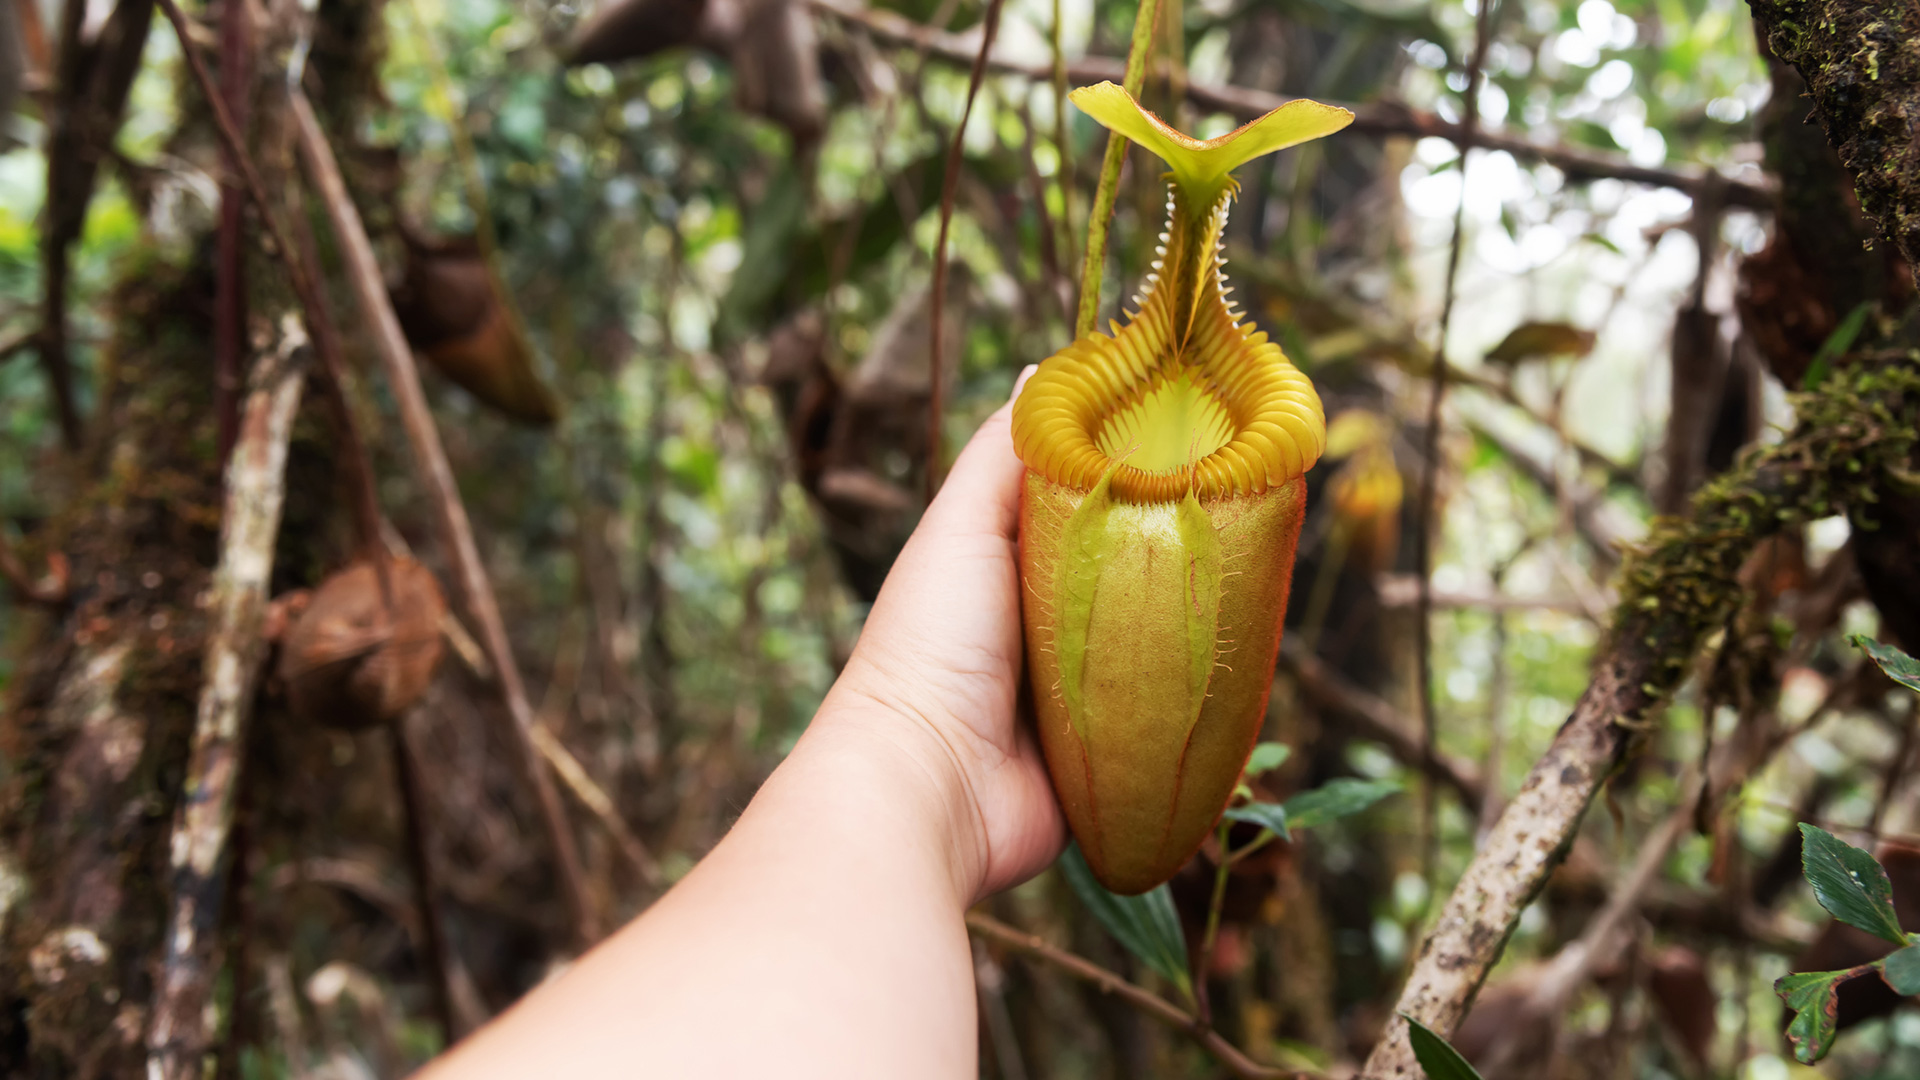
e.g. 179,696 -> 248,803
0,0 -> 1915,1075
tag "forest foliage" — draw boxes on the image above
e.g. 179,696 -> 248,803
0,0 -> 1917,1075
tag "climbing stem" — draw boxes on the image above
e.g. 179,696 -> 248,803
1194,819 -> 1233,1025
1073,0 -> 1163,339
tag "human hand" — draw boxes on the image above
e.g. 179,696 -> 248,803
822,366 -> 1067,903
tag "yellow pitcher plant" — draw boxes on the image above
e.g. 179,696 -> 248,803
1013,83 -> 1352,894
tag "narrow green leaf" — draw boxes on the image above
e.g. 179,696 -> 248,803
1403,1015 -> 1486,1080
1223,801 -> 1290,841
1803,301 -> 1873,390
1853,634 -> 1920,694
1070,81 -> 1352,207
1883,943 -> 1920,995
1800,823 -> 1908,945
1054,463 -> 1120,741
1282,778 -> 1402,830
1776,968 -> 1849,1063
1244,742 -> 1292,778
1058,843 -> 1192,995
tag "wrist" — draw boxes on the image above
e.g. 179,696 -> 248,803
792,697 -> 992,908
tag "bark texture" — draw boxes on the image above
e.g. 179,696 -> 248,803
1,257 -> 223,1078
147,321 -> 309,1080
1748,0 -> 1920,287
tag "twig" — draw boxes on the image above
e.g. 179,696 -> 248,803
810,0 -> 1774,210
147,319 -> 309,1080
152,0 -> 384,561
531,723 -> 665,889
390,716 -> 458,1045
213,0 -> 252,464
1073,0 -> 1161,339
1413,0 -> 1499,895
214,723 -> 260,1080
1049,0 -> 1072,271
286,86 -> 598,946
966,912 -> 1310,1080
1372,573 -> 1585,615
1018,98 -> 1068,324
1868,707 -> 1916,836
972,939 -> 1031,1080
1357,357 -> 1920,1078
925,0 -> 1004,501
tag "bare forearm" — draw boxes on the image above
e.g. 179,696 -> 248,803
421,709 -> 980,1080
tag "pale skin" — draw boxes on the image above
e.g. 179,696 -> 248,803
422,368 -> 1063,1079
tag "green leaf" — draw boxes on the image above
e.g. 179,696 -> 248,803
1058,843 -> 1192,996
1054,463 -> 1121,742
1883,944 -> 1920,995
1853,634 -> 1920,694
1403,1015 -> 1485,1080
1282,778 -> 1402,830
1070,81 -> 1352,207
1244,742 -> 1292,778
1800,823 -> 1908,945
1223,801 -> 1290,842
1803,301 -> 1873,390
1776,969 -> 1849,1063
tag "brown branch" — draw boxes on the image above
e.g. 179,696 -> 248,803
1278,645 -> 1485,814
1373,574 -> 1586,615
152,0 -> 384,561
147,319 -> 309,1080
1356,356 -> 1920,1078
1413,0 -> 1499,889
213,0 -> 251,464
925,0 -> 1004,501
965,912 -> 1310,1080
810,0 -> 1773,209
287,87 -> 598,946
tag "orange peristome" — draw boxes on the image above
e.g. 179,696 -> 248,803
1012,84 -> 1336,894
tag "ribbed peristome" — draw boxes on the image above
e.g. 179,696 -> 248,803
1012,186 -> 1326,504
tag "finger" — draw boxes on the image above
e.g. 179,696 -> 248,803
922,366 -> 1037,542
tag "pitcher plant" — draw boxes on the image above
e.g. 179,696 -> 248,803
1013,82 -> 1351,894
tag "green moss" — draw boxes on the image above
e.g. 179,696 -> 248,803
1609,351 -> 1920,714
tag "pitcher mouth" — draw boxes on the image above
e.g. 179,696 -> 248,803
1011,311 -> 1325,503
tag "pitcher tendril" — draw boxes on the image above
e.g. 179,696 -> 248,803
1013,83 -> 1351,894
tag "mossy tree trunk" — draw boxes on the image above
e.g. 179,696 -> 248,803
0,3 -> 377,1073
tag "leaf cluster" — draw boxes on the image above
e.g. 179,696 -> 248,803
1774,636 -> 1920,1064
